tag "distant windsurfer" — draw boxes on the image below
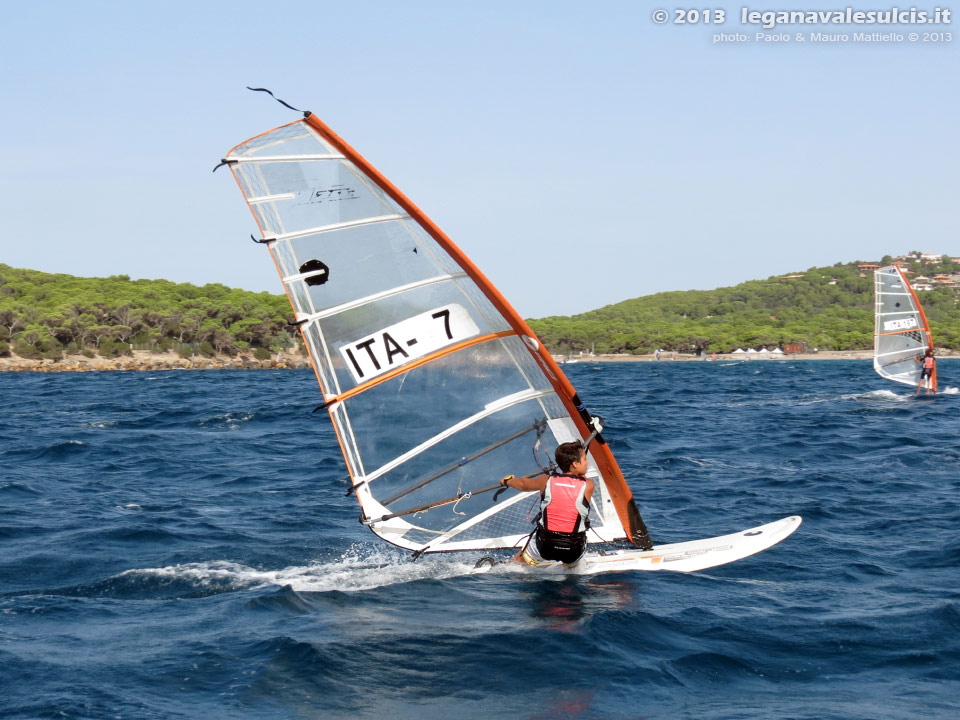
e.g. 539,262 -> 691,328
501,442 -> 593,567
915,348 -> 936,395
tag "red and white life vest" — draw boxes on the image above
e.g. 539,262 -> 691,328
924,355 -> 935,369
539,475 -> 590,534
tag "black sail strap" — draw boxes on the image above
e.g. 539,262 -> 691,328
246,86 -> 309,115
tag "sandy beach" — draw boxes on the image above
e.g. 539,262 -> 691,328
0,348 -> 312,373
554,350 -> 878,363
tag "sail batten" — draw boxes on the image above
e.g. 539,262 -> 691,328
224,112 -> 650,552
265,214 -> 408,243
230,153 -> 346,162
291,273 -> 471,321
248,193 -> 296,204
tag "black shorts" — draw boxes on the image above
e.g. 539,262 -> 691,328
535,527 -> 587,564
921,368 -> 933,379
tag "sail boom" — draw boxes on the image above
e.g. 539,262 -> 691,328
400,490 -> 533,550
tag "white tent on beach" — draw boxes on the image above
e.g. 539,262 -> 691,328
732,348 -> 746,354
771,348 -> 784,355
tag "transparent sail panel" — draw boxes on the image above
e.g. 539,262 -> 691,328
231,123 -> 336,158
309,281 -> 511,397
335,337 -> 555,474
275,220 -> 459,314
874,267 -> 930,386
365,418 -> 552,518
229,126 -> 404,237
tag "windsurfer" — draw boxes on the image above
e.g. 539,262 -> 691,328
501,442 -> 594,567
915,348 -> 936,394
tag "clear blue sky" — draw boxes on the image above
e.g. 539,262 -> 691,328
1,1 -> 957,318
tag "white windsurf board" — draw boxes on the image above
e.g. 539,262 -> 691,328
475,515 -> 801,575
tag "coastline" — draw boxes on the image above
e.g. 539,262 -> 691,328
0,348 -> 910,373
0,349 -> 312,373
4,347 -> 955,373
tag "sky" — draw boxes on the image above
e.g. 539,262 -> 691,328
1,1 -> 957,318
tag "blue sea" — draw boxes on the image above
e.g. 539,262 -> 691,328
2,360 -> 959,719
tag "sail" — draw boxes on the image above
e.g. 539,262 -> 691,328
873,265 -> 936,390
221,112 -> 650,554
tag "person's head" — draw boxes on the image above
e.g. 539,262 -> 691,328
927,348 -> 934,356
555,441 -> 586,474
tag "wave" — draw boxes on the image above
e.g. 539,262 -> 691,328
197,411 -> 257,430
79,420 -> 119,428
0,481 -> 42,497
0,439 -> 88,462
846,389 -> 911,402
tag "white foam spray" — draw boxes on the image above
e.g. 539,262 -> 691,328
117,544 -> 507,593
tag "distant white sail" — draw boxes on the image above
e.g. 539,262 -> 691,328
873,265 -> 936,390
222,113 -> 651,555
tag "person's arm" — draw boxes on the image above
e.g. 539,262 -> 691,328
584,478 -> 595,502
500,474 -> 548,493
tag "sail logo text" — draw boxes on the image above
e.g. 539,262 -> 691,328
883,317 -> 919,331
305,184 -> 358,204
339,304 -> 480,383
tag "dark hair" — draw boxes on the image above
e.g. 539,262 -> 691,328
555,441 -> 585,473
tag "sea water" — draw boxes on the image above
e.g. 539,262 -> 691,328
1,361 -> 958,719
